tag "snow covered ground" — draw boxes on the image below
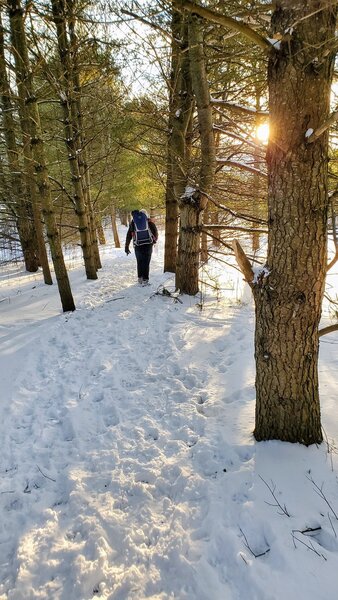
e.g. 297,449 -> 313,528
0,226 -> 338,600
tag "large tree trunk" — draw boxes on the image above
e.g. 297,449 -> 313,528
253,2 -> 337,444
8,0 -> 75,311
176,14 -> 216,294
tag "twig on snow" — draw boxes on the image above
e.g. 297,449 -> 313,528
152,285 -> 183,303
322,426 -> 336,471
291,531 -> 327,561
259,475 -> 291,517
239,552 -> 248,565
328,512 -> 337,538
292,526 -> 322,535
36,465 -> 56,483
239,527 -> 270,558
306,475 -> 338,520
105,296 -> 125,303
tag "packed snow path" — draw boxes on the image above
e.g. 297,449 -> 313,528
1,238 -> 338,600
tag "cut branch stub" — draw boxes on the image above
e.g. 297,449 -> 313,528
232,239 -> 254,287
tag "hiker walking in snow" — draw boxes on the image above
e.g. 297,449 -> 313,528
125,209 -> 158,285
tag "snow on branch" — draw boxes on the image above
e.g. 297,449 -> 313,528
306,109 -> 338,143
213,126 -> 266,153
211,98 -> 269,116
216,158 -> 267,178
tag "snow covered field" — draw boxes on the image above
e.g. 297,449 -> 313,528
1,227 -> 338,600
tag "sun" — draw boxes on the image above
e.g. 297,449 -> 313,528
256,123 -> 269,143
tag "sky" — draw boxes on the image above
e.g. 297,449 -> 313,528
0,224 -> 338,599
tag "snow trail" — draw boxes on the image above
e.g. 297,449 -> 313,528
1,236 -> 338,600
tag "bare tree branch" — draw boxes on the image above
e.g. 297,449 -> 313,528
232,239 -> 255,287
319,324 -> 338,337
167,0 -> 272,51
216,158 -> 267,178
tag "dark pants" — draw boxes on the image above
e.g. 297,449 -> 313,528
134,244 -> 153,280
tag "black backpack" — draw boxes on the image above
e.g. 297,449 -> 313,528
132,210 -> 153,246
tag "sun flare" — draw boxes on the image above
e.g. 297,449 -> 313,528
256,123 -> 269,143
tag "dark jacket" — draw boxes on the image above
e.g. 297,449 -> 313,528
125,218 -> 158,252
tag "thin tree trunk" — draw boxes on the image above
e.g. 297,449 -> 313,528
252,80 -> 265,252
96,218 -> 106,245
5,7 -> 52,283
8,0 -> 75,311
164,9 -> 189,273
120,210 -> 128,226
0,12 -> 39,272
51,0 -> 97,280
253,1 -> 337,444
111,204 -> 121,248
201,203 -> 209,262
212,210 -> 221,248
67,0 -> 101,270
164,155 -> 177,273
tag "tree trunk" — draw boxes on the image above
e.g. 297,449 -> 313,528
0,13 -> 39,272
51,0 -> 97,280
252,83 -> 264,253
119,210 -> 128,226
96,218 -> 106,245
67,2 -> 101,270
253,1 -> 337,444
212,210 -> 221,248
8,0 -> 75,311
164,9 -> 192,273
201,203 -> 209,262
111,204 -> 121,248
2,11 -> 52,281
164,155 -> 178,273
176,14 -> 216,294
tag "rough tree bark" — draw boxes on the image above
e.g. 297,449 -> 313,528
111,204 -> 121,248
2,8 -> 52,282
96,218 -> 106,245
51,0 -> 98,280
252,1 -> 337,444
67,0 -> 102,270
8,0 -> 75,311
0,12 -> 38,272
176,13 -> 216,295
171,0 -> 337,445
165,9 -> 194,274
